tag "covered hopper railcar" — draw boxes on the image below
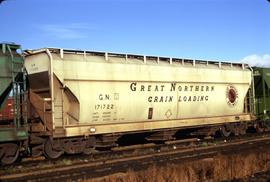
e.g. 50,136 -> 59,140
23,47 -> 255,159
2,43 -> 267,165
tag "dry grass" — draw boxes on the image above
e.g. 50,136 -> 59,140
80,150 -> 270,182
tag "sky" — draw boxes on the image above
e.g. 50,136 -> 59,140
0,0 -> 269,66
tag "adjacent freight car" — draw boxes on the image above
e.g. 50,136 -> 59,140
0,43 -> 28,164
23,47 -> 255,159
253,67 -> 270,121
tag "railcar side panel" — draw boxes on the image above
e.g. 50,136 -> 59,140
25,49 -> 252,137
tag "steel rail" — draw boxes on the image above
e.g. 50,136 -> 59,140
1,132 -> 270,181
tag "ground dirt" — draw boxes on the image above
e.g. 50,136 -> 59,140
77,148 -> 270,182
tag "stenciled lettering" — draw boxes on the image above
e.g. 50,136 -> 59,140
129,82 -> 214,103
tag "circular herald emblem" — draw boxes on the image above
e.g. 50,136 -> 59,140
226,85 -> 238,106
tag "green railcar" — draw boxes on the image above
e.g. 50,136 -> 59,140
0,43 -> 28,164
253,67 -> 270,120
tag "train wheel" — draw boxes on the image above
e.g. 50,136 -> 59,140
220,126 -> 231,137
44,139 -> 63,159
1,143 -> 19,165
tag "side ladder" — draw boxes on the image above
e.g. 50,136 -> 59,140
7,45 -> 28,129
247,70 -> 256,116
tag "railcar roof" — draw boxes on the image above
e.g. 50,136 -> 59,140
24,47 -> 250,70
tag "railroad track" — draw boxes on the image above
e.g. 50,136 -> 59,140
1,132 -> 270,182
